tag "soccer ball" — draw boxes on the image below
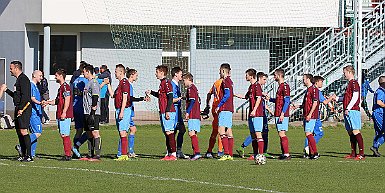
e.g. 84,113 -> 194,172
255,154 -> 266,165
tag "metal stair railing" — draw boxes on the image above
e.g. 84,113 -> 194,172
346,0 -> 380,9
323,1 -> 385,96
236,27 -> 353,119
363,2 -> 385,62
263,27 -> 354,114
367,57 -> 385,82
267,2 -> 385,116
236,2 -> 385,120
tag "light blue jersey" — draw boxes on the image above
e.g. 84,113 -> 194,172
171,80 -> 182,107
31,82 -> 42,117
319,90 -> 326,103
317,90 -> 326,119
373,87 -> 385,115
171,80 -> 184,126
362,79 -> 374,98
372,87 -> 385,150
97,78 -> 107,99
130,83 -> 135,117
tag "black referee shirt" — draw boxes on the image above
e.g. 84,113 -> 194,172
6,73 -> 31,111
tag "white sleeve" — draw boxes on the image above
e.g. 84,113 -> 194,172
347,92 -> 359,110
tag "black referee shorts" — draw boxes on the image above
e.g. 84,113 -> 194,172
84,114 -> 100,131
14,106 -> 32,129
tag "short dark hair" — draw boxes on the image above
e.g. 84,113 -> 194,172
171,66 -> 182,77
126,67 -> 137,78
275,69 -> 285,78
116,64 -> 126,73
245,68 -> 257,78
94,67 -> 99,74
56,68 -> 66,79
10,60 -> 23,70
100,65 -> 108,70
79,61 -> 88,71
220,63 -> 231,71
304,74 -> 314,83
84,64 -> 94,75
257,72 -> 268,80
182,72 -> 193,81
156,65 -> 168,76
80,61 -> 87,65
313,76 -> 324,83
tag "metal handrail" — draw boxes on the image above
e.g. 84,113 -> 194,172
236,2 -> 385,120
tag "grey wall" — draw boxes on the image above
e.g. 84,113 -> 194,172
0,31 -> 25,113
0,0 -> 42,114
0,0 -> 28,31
26,31 -> 39,72
0,59 -> 5,114
0,0 -> 42,31
25,0 -> 42,24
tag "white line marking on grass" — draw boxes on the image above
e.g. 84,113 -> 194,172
0,161 -> 283,193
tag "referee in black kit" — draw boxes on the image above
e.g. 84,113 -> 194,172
0,61 -> 33,162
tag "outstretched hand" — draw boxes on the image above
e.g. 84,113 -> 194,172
41,100 -> 47,107
103,78 -> 110,84
144,95 -> 151,102
330,94 -> 337,101
262,93 -> 270,100
0,84 -> 6,98
0,84 -> 6,91
290,104 -> 300,110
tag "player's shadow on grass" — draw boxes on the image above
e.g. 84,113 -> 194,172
103,153 -> 166,160
37,153 -> 66,160
102,153 -> 202,160
102,154 -> 119,159
263,152 -> 343,159
326,151 -> 380,158
325,151 -> 353,158
262,152 -> 307,159
0,155 -> 18,161
0,154 -> 72,161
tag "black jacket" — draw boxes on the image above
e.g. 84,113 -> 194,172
6,73 -> 32,111
37,77 -> 49,95
98,69 -> 112,83
70,69 -> 82,84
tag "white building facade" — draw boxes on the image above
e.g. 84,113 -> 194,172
0,0 -> 341,119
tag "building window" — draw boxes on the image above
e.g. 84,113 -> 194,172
39,35 -> 77,75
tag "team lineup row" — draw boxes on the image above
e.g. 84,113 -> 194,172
1,61 -> 383,163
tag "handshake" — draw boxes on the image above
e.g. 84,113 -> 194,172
41,100 -> 55,107
290,93 -> 338,111
41,100 -> 48,107
143,95 -> 151,102
327,93 -> 338,101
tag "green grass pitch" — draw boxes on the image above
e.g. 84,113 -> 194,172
0,122 -> 384,193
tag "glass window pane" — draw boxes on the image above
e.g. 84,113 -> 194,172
39,35 -> 77,75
